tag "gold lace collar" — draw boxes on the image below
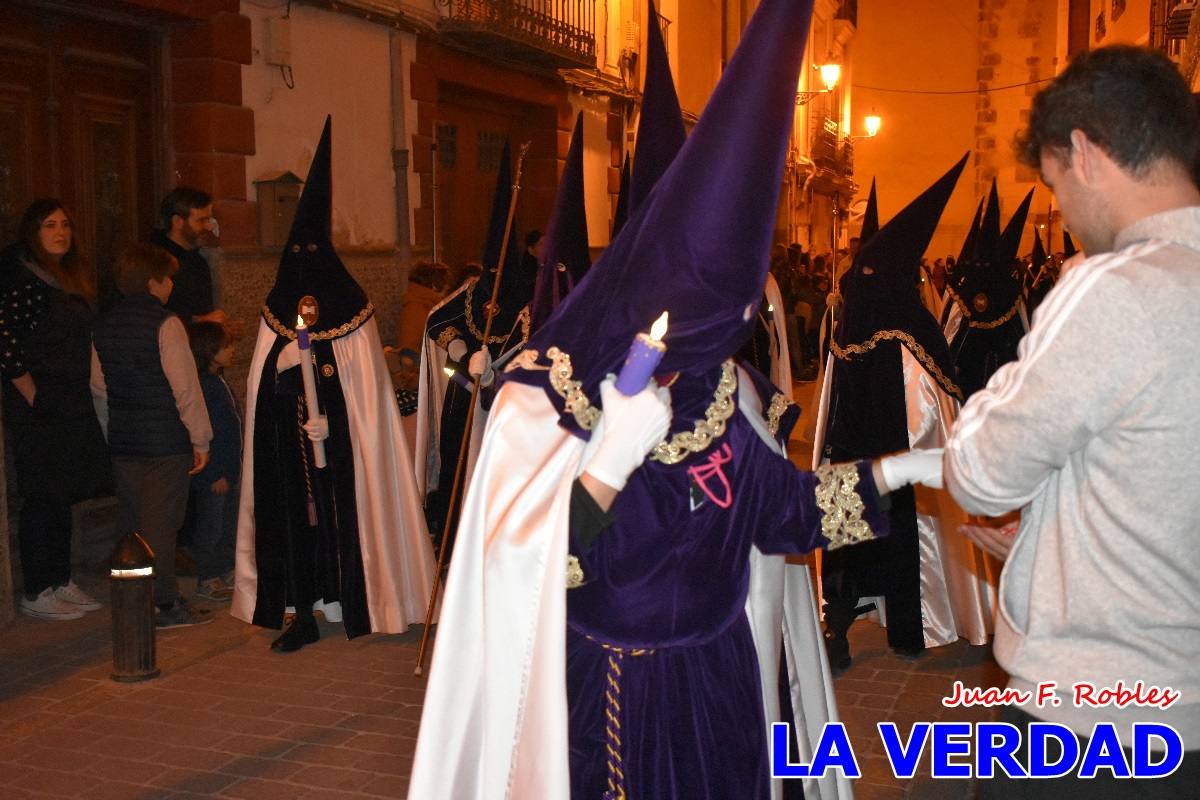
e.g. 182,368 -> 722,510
544,347 -> 738,465
831,329 -> 964,402
464,278 -> 531,347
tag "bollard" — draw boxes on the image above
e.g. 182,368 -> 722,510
109,532 -> 160,682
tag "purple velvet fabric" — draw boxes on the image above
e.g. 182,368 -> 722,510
564,376 -> 888,798
531,112 -> 590,332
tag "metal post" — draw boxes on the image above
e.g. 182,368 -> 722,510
109,532 -> 159,682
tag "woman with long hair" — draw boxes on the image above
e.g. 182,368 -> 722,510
1,199 -> 111,620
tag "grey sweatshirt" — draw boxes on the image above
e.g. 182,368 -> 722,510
946,206 -> 1200,750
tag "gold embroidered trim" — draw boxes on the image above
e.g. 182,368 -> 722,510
766,393 -> 791,438
814,463 -> 875,550
262,303 -> 375,341
464,278 -> 532,348
566,554 -> 585,589
945,286 -> 1021,330
545,347 -> 737,464
435,326 -> 460,350
831,329 -> 964,402
966,301 -> 1020,329
504,348 -> 547,373
648,360 -> 737,465
547,346 -> 602,430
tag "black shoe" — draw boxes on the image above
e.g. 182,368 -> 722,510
825,632 -> 852,674
891,645 -> 926,661
270,614 -> 319,653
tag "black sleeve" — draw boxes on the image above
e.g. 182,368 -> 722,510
570,478 -> 614,553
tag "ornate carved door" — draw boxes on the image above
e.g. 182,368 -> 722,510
0,3 -> 160,298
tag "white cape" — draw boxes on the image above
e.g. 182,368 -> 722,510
409,368 -> 850,800
232,316 -> 436,633
414,282 -> 486,500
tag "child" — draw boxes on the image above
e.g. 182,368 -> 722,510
188,321 -> 241,601
91,243 -> 213,628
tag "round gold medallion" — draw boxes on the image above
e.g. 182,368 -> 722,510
972,292 -> 989,314
321,364 -> 335,378
298,296 -> 320,328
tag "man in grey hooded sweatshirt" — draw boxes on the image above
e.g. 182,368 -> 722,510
943,45 -> 1199,798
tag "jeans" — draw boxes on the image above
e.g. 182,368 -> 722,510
192,480 -> 238,583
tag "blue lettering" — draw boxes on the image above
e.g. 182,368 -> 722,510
1079,724 -> 1131,779
1028,723 -> 1079,778
1132,723 -> 1183,778
930,722 -> 973,778
877,722 -> 930,779
975,722 -> 1027,778
770,723 -> 861,779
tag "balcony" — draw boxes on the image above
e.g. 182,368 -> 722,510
836,0 -> 858,28
439,0 -> 596,70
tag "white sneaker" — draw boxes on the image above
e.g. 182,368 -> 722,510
54,581 -> 102,612
20,587 -> 85,620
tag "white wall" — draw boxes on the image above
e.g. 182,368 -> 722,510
241,2 -> 398,249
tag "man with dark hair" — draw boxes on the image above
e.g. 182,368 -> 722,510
151,187 -> 227,327
942,45 -> 1200,795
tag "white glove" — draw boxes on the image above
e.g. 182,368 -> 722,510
583,376 -> 672,491
303,415 -> 329,443
468,349 -> 494,387
276,340 -> 300,373
447,338 -> 468,362
879,448 -> 944,492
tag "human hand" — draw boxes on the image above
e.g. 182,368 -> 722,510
190,449 -> 210,476
211,477 -> 230,496
196,309 -> 229,326
303,415 -> 329,443
276,340 -> 300,373
961,520 -> 1018,560
467,349 -> 494,387
879,448 -> 944,492
583,377 -> 672,491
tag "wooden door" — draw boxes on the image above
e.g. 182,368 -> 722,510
0,3 -> 160,298
434,83 -> 557,271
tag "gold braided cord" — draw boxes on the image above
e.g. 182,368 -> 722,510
944,285 -> 1022,330
262,303 -> 374,341
463,279 -> 532,348
766,393 -> 791,438
814,463 -> 875,550
831,329 -> 964,402
648,360 -> 736,465
966,300 -> 1020,330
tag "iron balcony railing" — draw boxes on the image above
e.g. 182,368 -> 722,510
441,0 -> 596,68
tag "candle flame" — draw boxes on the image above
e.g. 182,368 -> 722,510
650,311 -> 669,341
296,315 -> 306,329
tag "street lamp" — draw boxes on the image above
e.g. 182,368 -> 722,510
849,113 -> 882,140
796,60 -> 841,105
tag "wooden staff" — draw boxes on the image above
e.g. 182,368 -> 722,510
415,141 -> 531,677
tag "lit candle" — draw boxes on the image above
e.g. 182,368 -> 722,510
615,311 -> 669,396
295,315 -> 327,469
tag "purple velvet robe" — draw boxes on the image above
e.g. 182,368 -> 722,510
563,380 -> 888,799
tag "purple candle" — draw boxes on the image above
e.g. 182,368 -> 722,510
615,311 -> 669,395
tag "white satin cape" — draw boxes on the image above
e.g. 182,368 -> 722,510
409,368 -> 850,800
811,347 -> 998,648
414,282 -> 486,499
231,316 -> 436,633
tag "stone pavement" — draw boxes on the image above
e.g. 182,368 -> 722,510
0,591 -> 1005,800
0,376 -> 1007,799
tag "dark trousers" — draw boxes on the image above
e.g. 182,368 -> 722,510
113,454 -> 192,606
980,706 -> 1199,800
17,497 -> 72,596
192,480 -> 238,583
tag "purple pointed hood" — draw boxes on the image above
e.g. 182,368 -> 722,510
630,0 -> 687,211
530,112 -> 590,331
511,0 -> 815,418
